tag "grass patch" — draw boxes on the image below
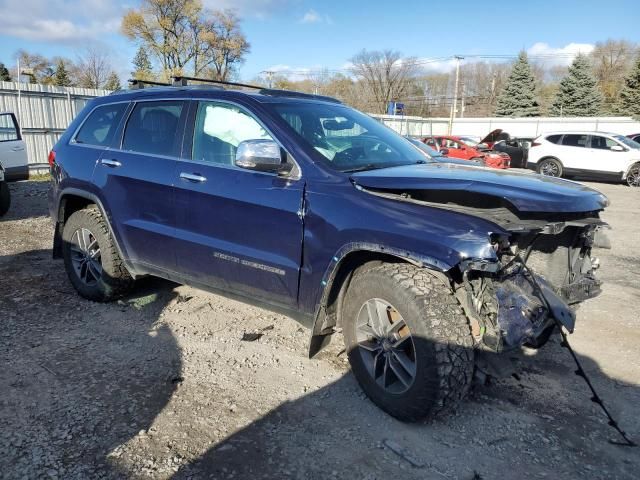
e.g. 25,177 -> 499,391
29,172 -> 52,182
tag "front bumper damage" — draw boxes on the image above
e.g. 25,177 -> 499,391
458,223 -> 606,353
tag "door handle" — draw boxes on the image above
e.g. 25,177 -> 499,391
11,146 -> 24,152
180,172 -> 207,183
101,159 -> 122,168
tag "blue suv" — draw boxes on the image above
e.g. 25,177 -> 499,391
48,80 -> 609,421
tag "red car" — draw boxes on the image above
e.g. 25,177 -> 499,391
422,135 -> 510,169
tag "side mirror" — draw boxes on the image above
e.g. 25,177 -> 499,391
440,147 -> 449,156
235,139 -> 291,174
610,145 -> 625,152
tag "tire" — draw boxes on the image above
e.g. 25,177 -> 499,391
62,206 -> 133,301
626,163 -> 640,187
470,156 -> 486,166
341,263 -> 474,422
537,158 -> 563,177
0,181 -> 10,217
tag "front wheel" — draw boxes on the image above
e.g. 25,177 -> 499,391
626,163 -> 640,187
62,207 -> 133,301
341,263 -> 474,422
0,181 -> 10,216
538,158 -> 563,177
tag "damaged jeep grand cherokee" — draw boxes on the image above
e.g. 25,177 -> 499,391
48,81 -> 609,421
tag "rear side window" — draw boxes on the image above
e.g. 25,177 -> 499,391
0,113 -> 19,142
545,134 -> 562,144
123,101 -> 184,156
561,134 -> 588,147
75,103 -> 127,147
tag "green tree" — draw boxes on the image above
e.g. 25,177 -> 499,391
53,59 -> 72,87
0,63 -> 11,81
617,56 -> 640,120
550,54 -> 602,117
104,72 -> 122,91
495,52 -> 540,117
131,45 -> 154,81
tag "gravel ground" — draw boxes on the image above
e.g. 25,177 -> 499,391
0,178 -> 639,479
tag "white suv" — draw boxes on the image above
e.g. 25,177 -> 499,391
0,112 -> 28,182
527,131 -> 640,187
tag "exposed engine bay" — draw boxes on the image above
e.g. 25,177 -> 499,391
360,185 -> 609,352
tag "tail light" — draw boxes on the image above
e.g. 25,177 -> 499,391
48,150 -> 56,167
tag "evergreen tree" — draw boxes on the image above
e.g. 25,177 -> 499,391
550,54 -> 602,117
53,59 -> 72,87
131,46 -> 153,81
0,63 -> 11,81
617,56 -> 640,120
104,72 -> 122,91
495,52 -> 540,117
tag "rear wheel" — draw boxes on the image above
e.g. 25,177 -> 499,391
341,263 -> 474,422
0,181 -> 10,216
538,158 -> 562,177
62,207 -> 133,301
626,163 -> 640,187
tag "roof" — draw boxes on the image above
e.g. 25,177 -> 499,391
539,131 -> 622,136
107,81 -> 342,105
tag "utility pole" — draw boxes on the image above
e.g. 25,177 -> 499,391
261,70 -> 274,88
448,55 -> 463,135
460,83 -> 466,118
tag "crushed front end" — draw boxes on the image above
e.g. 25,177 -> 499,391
458,217 -> 607,352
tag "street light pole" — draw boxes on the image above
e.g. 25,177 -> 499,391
448,55 -> 463,135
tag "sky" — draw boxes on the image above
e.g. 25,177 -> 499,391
0,0 -> 638,82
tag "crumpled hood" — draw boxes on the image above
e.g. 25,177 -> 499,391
351,164 -> 609,213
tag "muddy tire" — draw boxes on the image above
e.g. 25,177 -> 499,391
538,158 -> 563,177
0,181 -> 10,216
341,263 -> 474,422
62,206 -> 133,301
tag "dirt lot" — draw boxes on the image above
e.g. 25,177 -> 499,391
1,178 -> 639,479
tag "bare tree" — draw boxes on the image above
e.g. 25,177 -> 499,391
75,48 -> 113,89
349,50 -> 418,113
589,39 -> 638,112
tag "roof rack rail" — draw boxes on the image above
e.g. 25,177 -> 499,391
171,76 -> 261,90
128,79 -> 171,89
257,89 -> 342,104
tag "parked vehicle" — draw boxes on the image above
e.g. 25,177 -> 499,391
0,162 -> 10,216
477,129 -> 531,169
0,112 -> 28,181
405,137 -> 483,166
627,133 -> 640,143
423,135 -> 510,169
527,131 -> 640,187
49,80 -> 609,421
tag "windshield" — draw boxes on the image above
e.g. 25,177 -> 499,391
406,138 -> 440,158
614,135 -> 640,149
459,137 -> 479,147
273,102 -> 425,172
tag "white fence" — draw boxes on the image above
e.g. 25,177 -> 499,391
0,81 -> 109,169
373,115 -> 640,138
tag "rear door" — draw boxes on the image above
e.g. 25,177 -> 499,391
558,133 -> 590,170
0,113 -> 28,180
173,100 -> 304,307
92,99 -> 187,275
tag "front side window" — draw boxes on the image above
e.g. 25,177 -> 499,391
590,136 -> 618,150
561,134 -> 588,148
122,101 -> 184,156
75,103 -> 127,147
613,135 -> 640,149
0,113 -> 19,142
192,102 -> 272,165
275,102 -> 424,172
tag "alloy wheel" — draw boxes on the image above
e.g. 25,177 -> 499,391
540,161 -> 560,177
70,228 -> 103,286
627,166 -> 640,187
355,298 -> 417,394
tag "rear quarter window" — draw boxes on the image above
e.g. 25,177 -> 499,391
75,103 -> 128,147
545,134 -> 562,144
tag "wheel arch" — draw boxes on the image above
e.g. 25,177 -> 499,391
53,189 -> 131,274
538,156 -> 563,166
308,245 -> 453,358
